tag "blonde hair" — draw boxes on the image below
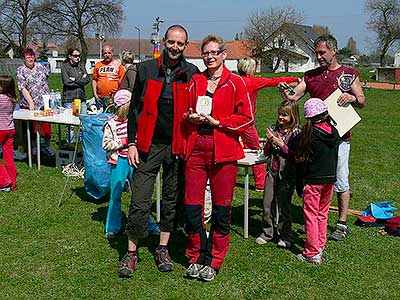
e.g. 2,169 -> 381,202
115,102 -> 130,121
237,57 -> 256,76
121,50 -> 134,65
275,100 -> 300,132
201,35 -> 226,52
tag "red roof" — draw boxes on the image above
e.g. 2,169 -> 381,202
185,40 -> 253,59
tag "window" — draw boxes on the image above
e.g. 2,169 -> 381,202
55,60 -> 63,69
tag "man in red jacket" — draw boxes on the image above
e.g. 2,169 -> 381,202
118,25 -> 199,278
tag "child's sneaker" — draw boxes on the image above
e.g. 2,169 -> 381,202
255,235 -> 269,245
14,150 -> 27,160
184,263 -> 203,279
118,252 -> 139,278
330,223 -> 348,241
277,239 -> 292,248
0,186 -> 11,192
198,265 -> 217,282
296,253 -> 322,265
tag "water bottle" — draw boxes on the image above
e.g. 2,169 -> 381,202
49,89 -> 55,110
55,89 -> 62,113
80,101 -> 87,115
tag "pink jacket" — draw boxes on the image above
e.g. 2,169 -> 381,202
183,66 -> 253,163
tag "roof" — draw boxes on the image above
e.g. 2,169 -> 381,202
55,38 -> 253,59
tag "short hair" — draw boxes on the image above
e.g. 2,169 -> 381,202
201,35 -> 226,53
164,25 -> 188,42
102,44 -> 113,52
237,57 -> 256,76
22,47 -> 36,58
121,50 -> 134,65
314,35 -> 338,50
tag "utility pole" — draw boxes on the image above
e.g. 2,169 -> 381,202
151,17 -> 164,59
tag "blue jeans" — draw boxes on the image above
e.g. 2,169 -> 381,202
105,157 -> 158,233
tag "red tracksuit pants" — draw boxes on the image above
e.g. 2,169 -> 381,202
184,135 -> 237,270
241,125 -> 266,189
0,129 -> 17,190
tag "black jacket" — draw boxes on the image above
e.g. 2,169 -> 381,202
61,62 -> 90,102
303,123 -> 339,185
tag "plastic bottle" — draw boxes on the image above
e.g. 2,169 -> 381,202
80,101 -> 87,115
49,89 -> 55,110
55,89 -> 62,113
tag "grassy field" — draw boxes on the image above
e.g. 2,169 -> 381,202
0,74 -> 399,300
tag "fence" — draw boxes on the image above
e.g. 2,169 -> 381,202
0,59 -> 23,75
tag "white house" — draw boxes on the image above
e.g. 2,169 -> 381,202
260,23 -> 319,73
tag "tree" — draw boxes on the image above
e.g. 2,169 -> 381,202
0,0 -> 40,57
346,37 -> 359,56
365,0 -> 400,66
37,0 -> 123,63
244,6 -> 304,72
312,25 -> 331,36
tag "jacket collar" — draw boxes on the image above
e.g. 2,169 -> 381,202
201,65 -> 231,87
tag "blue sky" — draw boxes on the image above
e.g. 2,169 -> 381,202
122,0 -> 372,54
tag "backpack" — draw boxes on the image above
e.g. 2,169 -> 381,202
385,216 -> 400,236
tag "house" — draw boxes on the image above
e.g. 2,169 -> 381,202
47,38 -> 253,74
260,23 -> 319,73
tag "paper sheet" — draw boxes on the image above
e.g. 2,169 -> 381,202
324,89 -> 361,137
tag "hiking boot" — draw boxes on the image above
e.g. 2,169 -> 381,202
330,223 -> 348,241
118,252 -> 139,278
154,246 -> 173,272
198,265 -> 217,282
277,239 -> 292,249
184,263 -> 203,279
296,253 -> 322,265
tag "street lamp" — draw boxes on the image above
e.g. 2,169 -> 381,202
135,26 -> 141,62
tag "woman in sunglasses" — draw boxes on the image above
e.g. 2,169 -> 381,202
182,35 -> 253,281
61,48 -> 90,107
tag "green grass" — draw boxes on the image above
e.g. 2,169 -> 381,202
1,75 -> 399,300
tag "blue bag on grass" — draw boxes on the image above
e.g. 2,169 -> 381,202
362,201 -> 397,219
80,113 -> 112,199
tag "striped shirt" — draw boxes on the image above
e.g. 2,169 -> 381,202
0,94 -> 15,130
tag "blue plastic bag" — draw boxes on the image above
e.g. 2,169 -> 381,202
80,113 -> 112,199
362,201 -> 397,219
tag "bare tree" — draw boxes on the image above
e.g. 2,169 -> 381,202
0,0 -> 40,57
37,0 -> 124,63
244,6 -> 304,72
312,25 -> 331,36
365,0 -> 400,66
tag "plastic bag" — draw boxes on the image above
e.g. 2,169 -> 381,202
362,201 -> 397,219
80,113 -> 112,199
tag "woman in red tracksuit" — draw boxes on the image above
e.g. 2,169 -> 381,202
182,35 -> 253,282
237,57 -> 299,190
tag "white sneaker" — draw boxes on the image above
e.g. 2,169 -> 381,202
277,239 -> 292,248
255,236 -> 269,245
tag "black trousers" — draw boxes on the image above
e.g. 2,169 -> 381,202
126,143 -> 180,241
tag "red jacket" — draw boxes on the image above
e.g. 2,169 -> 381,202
128,55 -> 199,154
241,75 -> 299,115
183,66 -> 254,163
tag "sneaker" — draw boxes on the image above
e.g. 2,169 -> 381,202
0,186 -> 11,192
105,231 -> 117,239
198,265 -> 217,282
32,147 -> 37,156
255,236 -> 269,245
296,253 -> 322,265
277,239 -> 292,248
154,246 -> 173,272
118,252 -> 139,278
184,263 -> 203,279
42,146 -> 55,157
330,223 -> 348,241
14,150 -> 27,160
255,188 -> 264,192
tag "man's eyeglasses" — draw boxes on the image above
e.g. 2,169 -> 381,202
71,54 -> 80,58
201,50 -> 224,58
